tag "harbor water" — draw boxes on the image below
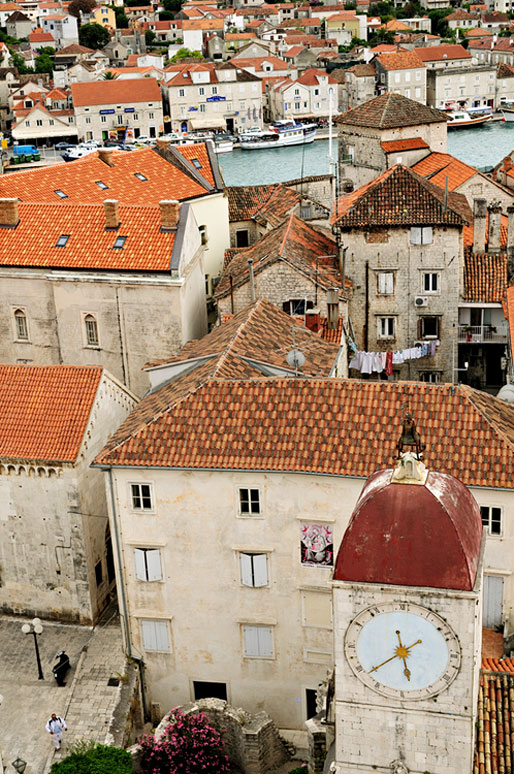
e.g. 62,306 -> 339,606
218,120 -> 514,186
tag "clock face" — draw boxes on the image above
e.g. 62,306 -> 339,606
344,601 -> 461,701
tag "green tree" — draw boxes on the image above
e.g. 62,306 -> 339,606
35,47 -> 55,73
397,0 -> 423,17
145,29 -> 156,45
10,52 -> 34,73
170,46 -> 202,61
68,0 -> 96,18
115,9 -> 129,27
367,1 -> 396,20
49,742 -> 132,774
427,7 -> 453,37
103,69 -> 117,78
162,0 -> 183,14
79,22 -> 110,50
368,28 -> 395,46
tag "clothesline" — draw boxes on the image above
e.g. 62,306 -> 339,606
349,341 -> 440,376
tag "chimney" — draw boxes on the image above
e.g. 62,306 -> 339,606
472,198 -> 487,254
326,288 -> 339,330
159,200 -> 179,230
248,258 -> 256,302
155,138 -> 169,150
507,205 -> 514,259
98,148 -> 114,166
0,197 -> 19,227
488,202 -> 502,255
504,156 -> 512,172
305,308 -> 320,333
103,199 -> 120,229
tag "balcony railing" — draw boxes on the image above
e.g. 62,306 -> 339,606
458,325 -> 507,343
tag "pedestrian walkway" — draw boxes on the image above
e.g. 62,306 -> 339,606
0,612 -> 128,774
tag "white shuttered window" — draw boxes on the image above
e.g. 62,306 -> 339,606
242,625 -> 274,658
134,548 -> 162,581
140,619 -> 170,652
240,553 -> 268,587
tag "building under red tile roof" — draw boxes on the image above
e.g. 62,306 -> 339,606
413,43 -> 472,62
346,63 -> 375,77
182,17 -> 224,29
380,137 -> 429,153
225,182 -> 300,222
411,151 -> 477,190
376,50 -> 426,71
332,165 -> 471,229
71,78 -> 162,107
0,202 -> 177,272
463,253 -> 507,303
336,92 -> 447,129
0,145 -> 218,204
0,364 -> 102,463
94,376 -> 514,492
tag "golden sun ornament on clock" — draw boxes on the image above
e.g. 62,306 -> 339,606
344,601 -> 461,701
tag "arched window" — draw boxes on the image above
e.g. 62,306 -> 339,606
84,314 -> 99,347
14,309 -> 28,341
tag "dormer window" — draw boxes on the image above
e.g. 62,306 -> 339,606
55,234 -> 69,247
113,235 -> 127,249
134,172 -> 147,181
54,189 -> 67,199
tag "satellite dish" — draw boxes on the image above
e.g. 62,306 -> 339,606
497,384 -> 514,403
286,349 -> 306,371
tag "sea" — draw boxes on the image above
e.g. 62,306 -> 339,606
217,120 -> 514,187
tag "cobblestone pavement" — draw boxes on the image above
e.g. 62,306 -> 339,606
0,612 -> 127,774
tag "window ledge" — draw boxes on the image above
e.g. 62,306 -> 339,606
84,345 -> 102,351
14,339 -> 30,344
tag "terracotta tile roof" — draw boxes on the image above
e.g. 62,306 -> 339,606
226,182 -> 300,222
463,212 -> 508,253
0,364 -> 102,463
497,62 -> 514,77
175,142 -> 215,187
95,378 -> 514,490
216,212 -> 344,299
0,146 -> 215,203
30,31 -> 54,41
332,165 -> 471,229
346,62 -> 375,77
377,50 -> 425,70
296,67 -> 338,85
482,658 -> 514,672
384,18 -> 412,31
483,11 -> 509,21
369,43 -> 398,52
465,26 -> 493,36
0,203 -> 176,272
336,92 -> 447,129
380,137 -> 429,153
463,253 -> 507,303
413,43 -> 471,61
411,151 -> 477,189
71,78 -> 162,107
474,670 -> 514,774
505,286 -> 514,355
182,17 -> 224,28
226,32 -> 256,40
316,316 -> 344,343
144,297 -> 339,375
447,9 -> 475,19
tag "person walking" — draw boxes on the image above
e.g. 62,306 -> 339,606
46,713 -> 67,750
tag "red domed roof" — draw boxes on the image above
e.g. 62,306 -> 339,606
333,468 -> 483,590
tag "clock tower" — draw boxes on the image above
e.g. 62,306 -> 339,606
331,445 -> 484,774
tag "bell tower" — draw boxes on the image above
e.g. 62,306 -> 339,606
331,418 -> 484,774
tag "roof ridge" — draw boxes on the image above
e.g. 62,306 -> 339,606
279,210 -> 295,255
212,300 -> 265,376
461,384 -> 514,456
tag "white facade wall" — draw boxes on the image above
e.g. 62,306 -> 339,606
74,98 -> 163,143
165,77 -> 262,132
106,465 -> 514,728
428,65 -> 497,109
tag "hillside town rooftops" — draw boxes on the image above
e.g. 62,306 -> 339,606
410,151 -> 477,189
332,165 -> 471,229
0,364 -> 103,464
335,92 -> 447,129
226,182 -> 300,222
413,43 -> 471,61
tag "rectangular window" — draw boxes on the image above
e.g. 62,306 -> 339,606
85,117 -> 91,124
134,548 -> 162,581
14,309 -> 28,341
418,316 -> 440,339
199,87 -> 205,95
36,119 -> 43,126
423,272 -> 439,292
378,317 -> 395,339
240,553 -> 268,587
149,112 -> 154,119
101,115 -> 107,123
236,229 -> 249,248
131,483 -> 153,511
242,625 -> 274,658
179,88 -> 185,97
117,114 -> 124,125
55,234 -> 69,247
410,226 -> 433,245
140,619 -> 171,652
84,314 -> 99,346
113,235 -> 127,249
481,505 -> 502,536
419,371 -> 441,383
377,271 -> 394,295
54,189 -> 67,199
239,487 -> 260,515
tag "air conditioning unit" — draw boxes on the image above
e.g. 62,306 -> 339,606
414,341 -> 424,348
414,296 -> 428,307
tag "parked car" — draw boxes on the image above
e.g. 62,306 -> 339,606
81,140 -> 100,148
103,140 -> 121,147
133,135 -> 154,147
120,144 -> 137,151
55,142 -> 75,151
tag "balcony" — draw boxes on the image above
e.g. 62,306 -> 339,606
458,325 -> 508,344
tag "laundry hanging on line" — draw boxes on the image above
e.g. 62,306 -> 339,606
349,341 -> 439,376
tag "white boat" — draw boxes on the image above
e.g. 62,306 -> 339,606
213,133 -> 234,154
501,109 -> 514,123
61,143 -> 99,162
447,111 -> 492,129
239,120 -> 317,150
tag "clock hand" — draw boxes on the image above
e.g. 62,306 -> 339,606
394,633 -> 422,682
369,652 -> 401,674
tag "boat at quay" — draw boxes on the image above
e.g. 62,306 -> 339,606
239,120 -> 317,150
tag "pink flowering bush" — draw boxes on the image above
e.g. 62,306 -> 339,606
138,709 -> 230,774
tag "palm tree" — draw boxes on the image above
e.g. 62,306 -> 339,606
103,70 -> 117,80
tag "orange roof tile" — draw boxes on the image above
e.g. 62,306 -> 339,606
380,137 -> 429,153
411,151 -> 477,189
505,286 -> 514,354
463,212 -> 508,256
0,202 -> 176,272
94,377 -> 514,491
175,142 -> 215,187
71,78 -> 162,107
463,252 -> 507,303
475,670 -> 514,773
0,146 -> 216,204
481,657 -> 514,672
0,364 -> 102,463
413,43 -> 471,61
182,17 -> 224,29
377,50 -> 426,70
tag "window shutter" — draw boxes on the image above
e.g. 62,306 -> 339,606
240,553 -> 253,586
243,625 -> 259,656
417,318 -> 422,339
385,273 -> 393,294
134,548 -> 147,581
257,626 -> 273,657
410,227 -> 421,245
146,549 -> 162,582
436,317 -> 441,338
154,621 -> 170,651
422,226 -> 433,244
253,554 -> 268,587
141,620 -> 157,651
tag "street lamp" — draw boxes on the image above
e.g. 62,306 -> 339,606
21,618 -> 44,680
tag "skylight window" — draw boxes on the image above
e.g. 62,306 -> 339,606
55,234 -> 70,247
113,235 -> 127,249
54,189 -> 67,199
95,180 -> 109,190
134,172 -> 147,181
191,158 -> 202,169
